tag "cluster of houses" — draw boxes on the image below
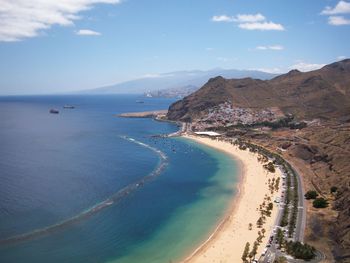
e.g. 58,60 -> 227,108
190,102 -> 284,131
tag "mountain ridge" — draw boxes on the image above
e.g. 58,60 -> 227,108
167,59 -> 350,122
83,68 -> 277,95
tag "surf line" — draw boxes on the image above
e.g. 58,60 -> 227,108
0,136 -> 168,246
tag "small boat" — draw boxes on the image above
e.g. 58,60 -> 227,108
135,100 -> 144,103
49,109 -> 59,114
63,105 -> 75,109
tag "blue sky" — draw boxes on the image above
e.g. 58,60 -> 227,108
0,0 -> 349,95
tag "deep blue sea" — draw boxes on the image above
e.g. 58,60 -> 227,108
0,95 -> 239,263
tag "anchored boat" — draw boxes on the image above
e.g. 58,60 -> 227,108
49,109 -> 59,114
63,105 -> 75,109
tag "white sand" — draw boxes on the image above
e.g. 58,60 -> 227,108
182,135 -> 282,263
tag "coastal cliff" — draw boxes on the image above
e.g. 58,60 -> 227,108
167,59 -> 350,262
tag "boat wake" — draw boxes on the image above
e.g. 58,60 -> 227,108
0,136 -> 168,246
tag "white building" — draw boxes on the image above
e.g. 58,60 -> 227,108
195,131 -> 222,137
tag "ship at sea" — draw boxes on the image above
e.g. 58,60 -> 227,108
63,105 -> 75,109
49,109 -> 59,114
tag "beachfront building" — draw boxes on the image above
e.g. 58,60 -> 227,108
194,131 -> 222,137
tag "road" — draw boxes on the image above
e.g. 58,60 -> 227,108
260,164 -> 287,263
259,162 -> 324,263
292,166 -> 306,242
240,143 -> 324,263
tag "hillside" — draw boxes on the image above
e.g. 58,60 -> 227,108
167,59 -> 350,122
167,59 -> 350,262
83,69 -> 276,95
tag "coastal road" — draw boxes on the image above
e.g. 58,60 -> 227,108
260,163 -> 327,263
262,249 -> 276,263
260,163 -> 306,263
291,166 -> 306,242
260,165 -> 286,263
280,166 -> 327,262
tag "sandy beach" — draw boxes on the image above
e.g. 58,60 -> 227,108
182,135 -> 282,263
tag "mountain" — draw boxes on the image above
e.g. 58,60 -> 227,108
84,69 -> 276,95
144,85 -> 198,98
167,59 -> 350,121
167,59 -> 350,262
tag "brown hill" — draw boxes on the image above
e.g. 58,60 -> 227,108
167,59 -> 350,122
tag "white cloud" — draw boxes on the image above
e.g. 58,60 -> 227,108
321,1 -> 350,15
268,45 -> 284,50
289,62 -> 326,72
212,13 -> 265,23
212,15 -> 234,22
256,45 -> 284,50
211,13 -> 284,31
328,15 -> 350,25
239,22 -> 284,31
321,1 -> 350,26
0,0 -> 121,42
337,55 -> 347,60
234,13 -> 265,23
76,29 -> 101,36
256,46 -> 268,50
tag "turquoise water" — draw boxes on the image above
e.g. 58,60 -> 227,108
112,138 -> 238,263
0,95 -> 239,263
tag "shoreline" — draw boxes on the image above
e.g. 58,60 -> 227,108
181,135 -> 282,263
117,110 -> 168,118
181,139 -> 246,263
117,110 -> 185,136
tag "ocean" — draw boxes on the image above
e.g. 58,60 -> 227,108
0,95 -> 239,263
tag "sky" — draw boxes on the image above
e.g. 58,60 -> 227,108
0,0 -> 349,95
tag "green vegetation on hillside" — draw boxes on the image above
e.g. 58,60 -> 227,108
285,241 -> 316,261
313,198 -> 328,208
304,190 -> 318,200
330,186 -> 338,194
